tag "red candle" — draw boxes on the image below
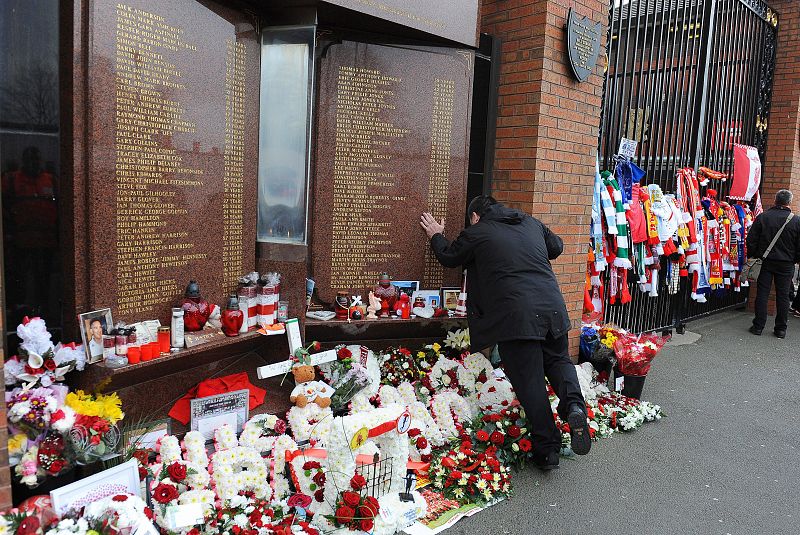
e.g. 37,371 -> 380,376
158,327 -> 171,355
141,344 -> 154,361
128,346 -> 141,364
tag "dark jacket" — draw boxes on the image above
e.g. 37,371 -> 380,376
746,206 -> 800,264
429,203 -> 570,351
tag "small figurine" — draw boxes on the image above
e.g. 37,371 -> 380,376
396,293 -> 411,319
374,273 -> 398,317
180,280 -> 211,332
366,292 -> 380,319
221,295 -> 244,336
289,361 -> 333,409
349,295 -> 364,321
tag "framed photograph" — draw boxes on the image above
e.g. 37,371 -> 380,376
50,459 -> 140,517
393,280 -> 420,299
412,290 -> 440,309
190,389 -> 249,442
123,418 -> 171,451
78,308 -> 113,364
440,287 -> 461,311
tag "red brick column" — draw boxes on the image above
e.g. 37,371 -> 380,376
480,0 -> 609,354
764,1 -> 800,198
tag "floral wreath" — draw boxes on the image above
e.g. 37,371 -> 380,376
457,353 -> 493,396
211,425 -> 270,502
475,375 -> 516,413
288,456 -> 327,512
269,434 -> 298,500
430,391 -> 475,440
407,427 -> 432,463
396,382 -> 445,447
427,357 -> 466,395
239,413 -> 289,453
155,433 -> 210,489
287,403 -> 333,446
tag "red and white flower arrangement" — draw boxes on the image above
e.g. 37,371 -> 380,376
470,405 -> 533,470
4,318 -> 85,388
430,438 -> 512,505
326,475 -> 380,532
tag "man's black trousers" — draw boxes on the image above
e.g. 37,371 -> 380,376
498,334 -> 586,458
753,260 -> 795,333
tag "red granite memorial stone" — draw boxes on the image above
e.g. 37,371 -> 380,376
311,41 -> 473,304
84,0 -> 259,323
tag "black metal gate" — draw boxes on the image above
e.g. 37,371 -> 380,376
598,0 -> 778,333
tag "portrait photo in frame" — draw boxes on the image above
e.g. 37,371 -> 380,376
78,308 -> 113,364
440,287 -> 461,311
393,281 -> 420,299
412,290 -> 440,309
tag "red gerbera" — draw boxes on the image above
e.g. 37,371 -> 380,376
519,439 -> 532,452
476,430 -> 489,442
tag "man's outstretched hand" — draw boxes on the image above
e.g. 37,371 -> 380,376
420,212 -> 445,239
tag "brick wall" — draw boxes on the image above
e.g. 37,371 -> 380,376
480,0 -> 609,353
763,1 -> 800,199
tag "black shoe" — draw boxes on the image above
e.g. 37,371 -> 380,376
774,330 -> 786,339
749,326 -> 763,336
568,408 -> 591,456
533,451 -> 560,471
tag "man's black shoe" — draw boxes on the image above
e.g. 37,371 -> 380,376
568,408 -> 591,456
774,330 -> 787,339
533,451 -> 560,471
749,325 -> 763,336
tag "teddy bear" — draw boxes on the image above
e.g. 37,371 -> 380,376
289,364 -> 334,409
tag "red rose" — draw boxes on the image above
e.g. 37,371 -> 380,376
44,359 -> 57,371
336,347 -> 352,361
519,439 -> 532,452
476,430 -> 489,442
335,505 -> 355,524
287,493 -> 312,509
312,471 -> 326,487
416,437 -> 428,450
48,459 -> 66,474
357,505 -> 377,520
312,341 -> 322,352
359,519 -> 374,532
363,496 -> 379,514
490,431 -> 505,445
303,461 -> 321,470
314,489 -> 325,503
17,516 -> 40,535
508,425 -> 521,438
407,428 -> 421,438
153,483 -> 179,504
450,471 -> 463,480
342,491 -> 361,508
167,462 -> 187,482
350,474 -> 367,490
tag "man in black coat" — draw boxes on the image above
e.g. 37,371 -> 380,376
747,189 -> 800,338
420,196 -> 590,469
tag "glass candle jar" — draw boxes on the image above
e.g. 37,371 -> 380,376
157,326 -> 171,355
115,333 -> 128,355
102,335 -> 116,360
141,343 -> 154,361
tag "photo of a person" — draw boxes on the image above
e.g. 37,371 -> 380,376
87,318 -> 105,361
78,309 -> 113,364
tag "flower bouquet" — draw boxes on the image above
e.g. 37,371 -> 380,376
430,438 -> 512,505
413,343 -> 442,381
614,333 -> 667,377
0,508 -> 43,535
4,317 -> 85,388
470,405 -> 533,471
326,475 -> 380,532
318,347 -> 371,414
441,329 -> 470,358
379,347 -> 418,386
6,386 -> 74,440
64,390 -> 124,464
589,326 -> 621,374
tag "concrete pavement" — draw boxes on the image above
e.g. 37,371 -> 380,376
453,310 -> 800,535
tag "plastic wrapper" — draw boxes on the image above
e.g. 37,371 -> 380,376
614,333 -> 667,376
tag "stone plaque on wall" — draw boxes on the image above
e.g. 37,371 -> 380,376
323,0 -> 479,47
311,41 -> 473,304
85,0 -> 259,322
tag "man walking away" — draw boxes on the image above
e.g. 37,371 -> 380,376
420,196 -> 591,470
747,189 -> 800,338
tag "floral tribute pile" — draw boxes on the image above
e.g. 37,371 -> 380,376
4,318 -> 125,490
3,327 -> 664,535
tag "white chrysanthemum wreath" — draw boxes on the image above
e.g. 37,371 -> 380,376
396,382 -> 445,447
211,424 -> 270,503
430,391 -> 475,439
240,413 -> 289,453
458,352 -> 494,396
287,403 -> 333,445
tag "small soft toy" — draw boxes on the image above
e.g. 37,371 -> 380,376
290,363 -> 334,409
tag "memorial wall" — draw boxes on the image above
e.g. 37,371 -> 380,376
84,0 -> 259,323
311,41 -> 474,303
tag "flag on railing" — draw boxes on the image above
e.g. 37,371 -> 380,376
729,144 -> 761,201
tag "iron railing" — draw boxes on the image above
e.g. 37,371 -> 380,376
598,0 -> 778,332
